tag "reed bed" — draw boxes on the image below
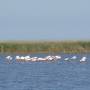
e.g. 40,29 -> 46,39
0,41 -> 90,54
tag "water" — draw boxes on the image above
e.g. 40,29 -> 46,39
0,53 -> 90,90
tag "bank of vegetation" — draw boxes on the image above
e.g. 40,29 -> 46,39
0,41 -> 90,54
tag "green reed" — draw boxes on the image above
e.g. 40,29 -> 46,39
0,41 -> 90,54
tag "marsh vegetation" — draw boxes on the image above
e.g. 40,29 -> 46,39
0,41 -> 90,54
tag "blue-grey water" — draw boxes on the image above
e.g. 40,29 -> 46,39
0,53 -> 90,90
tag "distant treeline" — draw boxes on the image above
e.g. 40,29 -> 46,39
0,41 -> 90,54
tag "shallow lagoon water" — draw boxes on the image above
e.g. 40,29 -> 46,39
0,53 -> 90,90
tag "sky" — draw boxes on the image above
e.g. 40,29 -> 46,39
0,0 -> 90,41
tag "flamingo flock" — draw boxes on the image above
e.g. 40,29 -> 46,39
64,56 -> 87,62
6,55 -> 61,62
5,55 -> 87,63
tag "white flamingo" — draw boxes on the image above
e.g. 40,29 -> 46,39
16,56 -> 21,60
55,55 -> 61,59
25,56 -> 31,61
30,57 -> 38,62
6,56 -> 13,63
71,56 -> 77,59
64,57 -> 69,61
16,56 -> 25,62
37,58 -> 47,61
80,57 -> 87,62
45,56 -> 53,61
6,56 -> 12,60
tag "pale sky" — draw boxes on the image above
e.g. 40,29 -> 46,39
0,0 -> 90,41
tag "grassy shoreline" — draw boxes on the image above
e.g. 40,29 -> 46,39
0,41 -> 90,54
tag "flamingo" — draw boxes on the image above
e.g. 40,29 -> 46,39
31,57 -> 38,62
45,56 -> 54,61
37,58 -> 47,61
16,56 -> 21,60
80,57 -> 87,62
64,57 -> 69,61
55,55 -> 61,59
6,56 -> 13,63
25,56 -> 31,61
6,56 -> 12,60
71,56 -> 77,59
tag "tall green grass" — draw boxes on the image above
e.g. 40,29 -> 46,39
0,41 -> 90,54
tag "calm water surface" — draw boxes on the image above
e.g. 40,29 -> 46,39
0,53 -> 90,90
